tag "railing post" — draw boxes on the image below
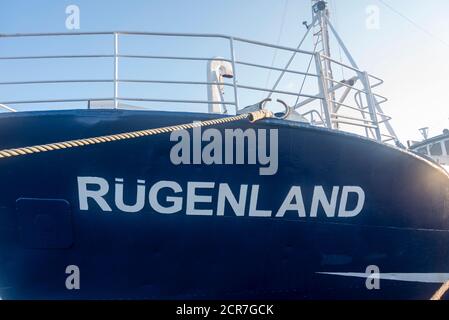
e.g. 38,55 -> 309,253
229,37 -> 239,113
114,32 -> 119,109
361,71 -> 382,141
314,52 -> 332,129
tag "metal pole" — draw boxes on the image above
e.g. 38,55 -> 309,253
324,15 -> 359,70
114,33 -> 119,109
0,103 -> 16,112
362,71 -> 382,141
229,37 -> 239,113
315,5 -> 338,129
373,96 -> 399,142
267,15 -> 317,99
314,52 -> 332,129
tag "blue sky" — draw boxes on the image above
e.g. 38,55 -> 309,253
1,0 -> 449,142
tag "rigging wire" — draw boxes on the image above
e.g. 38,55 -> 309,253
294,37 -> 319,107
264,0 -> 290,89
377,0 -> 449,47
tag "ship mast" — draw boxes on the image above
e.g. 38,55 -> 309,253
311,0 -> 338,129
307,1 -> 400,144
245,0 -> 400,145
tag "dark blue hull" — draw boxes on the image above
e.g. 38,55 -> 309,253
0,109 -> 448,300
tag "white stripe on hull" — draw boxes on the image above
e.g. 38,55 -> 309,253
317,272 -> 449,283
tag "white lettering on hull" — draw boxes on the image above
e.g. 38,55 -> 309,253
77,177 -> 365,218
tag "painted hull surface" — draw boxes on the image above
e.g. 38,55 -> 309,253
0,109 -> 448,300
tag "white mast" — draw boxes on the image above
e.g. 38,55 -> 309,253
308,0 -> 400,144
312,0 -> 338,129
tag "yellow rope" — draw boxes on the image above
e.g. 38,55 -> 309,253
431,280 -> 449,300
0,109 -> 273,159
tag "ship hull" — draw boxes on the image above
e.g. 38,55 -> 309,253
0,109 -> 448,300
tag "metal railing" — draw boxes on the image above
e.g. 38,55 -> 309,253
0,31 -> 319,110
0,31 -> 396,143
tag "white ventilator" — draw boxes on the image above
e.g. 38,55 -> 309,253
207,57 -> 234,114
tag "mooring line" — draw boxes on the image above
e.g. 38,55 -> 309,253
431,280 -> 449,300
0,109 -> 273,159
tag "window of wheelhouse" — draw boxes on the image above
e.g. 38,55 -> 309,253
417,146 -> 428,155
445,140 -> 449,155
429,142 -> 443,156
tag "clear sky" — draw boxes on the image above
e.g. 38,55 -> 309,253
1,0 -> 449,142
